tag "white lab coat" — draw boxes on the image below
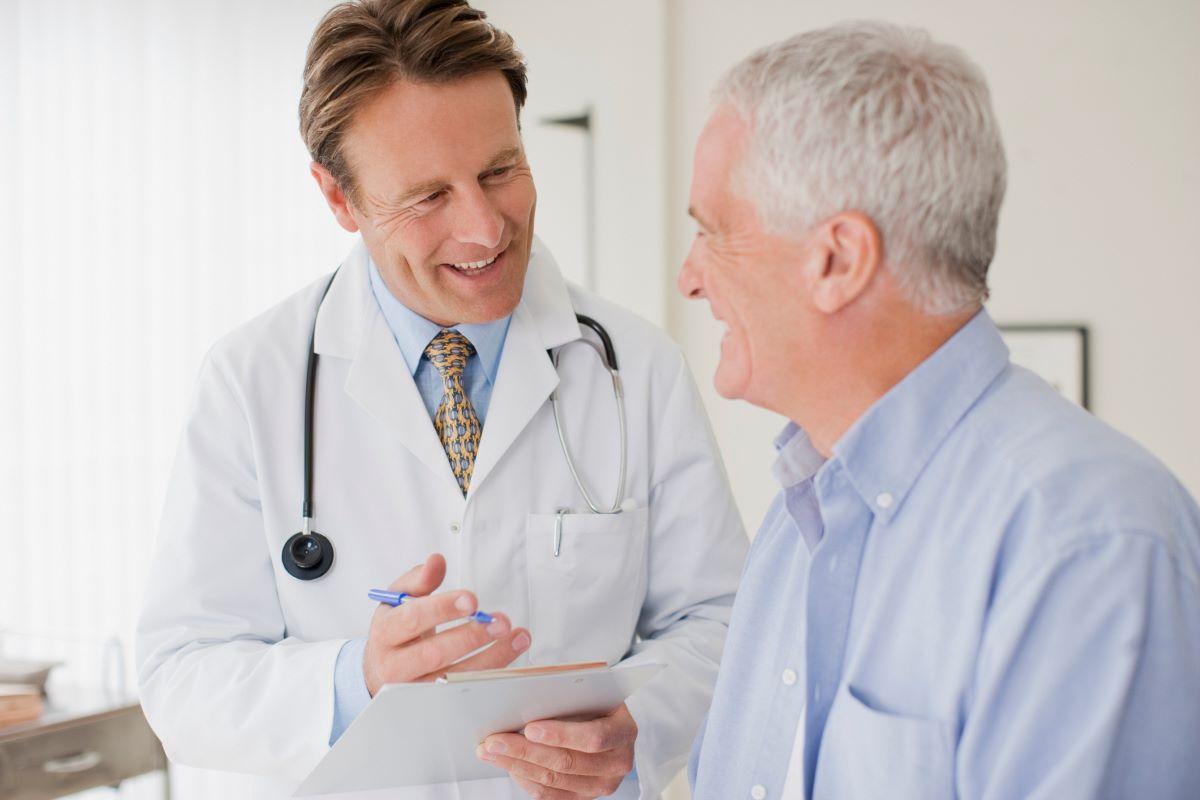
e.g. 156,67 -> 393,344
136,238 -> 748,799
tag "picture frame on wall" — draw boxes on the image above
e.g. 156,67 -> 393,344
998,324 -> 1091,410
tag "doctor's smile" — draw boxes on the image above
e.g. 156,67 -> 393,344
444,249 -> 502,275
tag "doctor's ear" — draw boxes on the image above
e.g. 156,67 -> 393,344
310,162 -> 361,234
804,211 -> 883,315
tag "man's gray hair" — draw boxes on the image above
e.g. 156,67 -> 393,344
715,21 -> 1007,314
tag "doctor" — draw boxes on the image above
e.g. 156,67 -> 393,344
135,1 -> 748,798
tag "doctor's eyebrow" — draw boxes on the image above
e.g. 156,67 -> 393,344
383,146 -> 524,209
386,179 -> 449,209
479,146 -> 523,174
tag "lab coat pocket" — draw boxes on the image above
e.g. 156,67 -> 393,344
524,507 -> 649,665
812,683 -> 955,800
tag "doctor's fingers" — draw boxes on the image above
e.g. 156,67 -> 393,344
504,765 -> 618,799
376,590 -> 481,643
478,733 -> 629,778
510,776 -> 586,800
521,705 -> 637,754
386,553 -> 447,597
388,613 -> 514,682
443,627 -> 531,674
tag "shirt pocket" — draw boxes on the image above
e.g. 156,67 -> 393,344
524,507 -> 649,665
813,683 -> 955,800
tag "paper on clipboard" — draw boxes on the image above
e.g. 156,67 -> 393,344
294,661 -> 664,796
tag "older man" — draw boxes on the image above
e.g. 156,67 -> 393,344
681,21 -> 1200,800
137,1 -> 747,798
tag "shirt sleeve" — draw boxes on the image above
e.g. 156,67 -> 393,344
330,637 -> 371,744
957,531 -> 1200,800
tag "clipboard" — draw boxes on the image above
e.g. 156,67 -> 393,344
294,661 -> 664,796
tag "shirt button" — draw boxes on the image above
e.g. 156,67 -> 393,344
781,669 -> 797,686
751,785 -> 767,800
449,522 -> 461,534
875,491 -> 894,509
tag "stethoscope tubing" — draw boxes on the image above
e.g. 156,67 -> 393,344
550,340 -> 628,514
302,269 -> 341,533
286,267 -> 627,579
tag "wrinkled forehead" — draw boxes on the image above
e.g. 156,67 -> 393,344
690,106 -> 762,231
696,105 -> 748,177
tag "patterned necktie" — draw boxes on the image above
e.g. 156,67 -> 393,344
424,329 -> 482,495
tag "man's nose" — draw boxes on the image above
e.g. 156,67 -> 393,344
677,252 -> 706,300
453,186 -> 504,249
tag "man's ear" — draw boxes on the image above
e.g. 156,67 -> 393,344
310,162 -> 361,234
806,211 -> 883,314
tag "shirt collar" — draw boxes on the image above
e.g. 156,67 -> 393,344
831,308 -> 1010,522
367,255 -> 510,384
772,422 -> 827,489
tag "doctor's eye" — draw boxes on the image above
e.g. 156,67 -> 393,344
411,191 -> 444,211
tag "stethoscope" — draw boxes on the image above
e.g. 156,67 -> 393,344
282,269 -> 628,580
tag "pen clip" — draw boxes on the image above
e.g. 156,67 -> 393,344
553,508 -> 567,558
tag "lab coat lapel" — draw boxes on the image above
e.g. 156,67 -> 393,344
346,312 -> 462,491
313,240 -> 461,496
468,238 -> 581,496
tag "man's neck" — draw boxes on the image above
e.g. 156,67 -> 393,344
788,308 -> 979,457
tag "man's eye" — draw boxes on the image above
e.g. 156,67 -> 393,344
489,167 -> 510,177
423,191 -> 443,203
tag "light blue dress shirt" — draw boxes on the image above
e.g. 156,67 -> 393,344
329,258 -> 512,744
689,310 -> 1200,799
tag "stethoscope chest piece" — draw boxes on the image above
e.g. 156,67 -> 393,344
282,530 -> 334,580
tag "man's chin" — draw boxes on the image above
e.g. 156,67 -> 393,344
713,366 -> 749,401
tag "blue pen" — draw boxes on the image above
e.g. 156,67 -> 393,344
367,588 -> 494,624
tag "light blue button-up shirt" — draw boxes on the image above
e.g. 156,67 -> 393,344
690,310 -> 1200,799
368,256 -> 511,420
329,258 -> 512,744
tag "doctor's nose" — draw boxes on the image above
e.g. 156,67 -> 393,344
452,186 -> 504,250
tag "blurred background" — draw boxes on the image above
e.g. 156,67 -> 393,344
1,0 -> 1197,797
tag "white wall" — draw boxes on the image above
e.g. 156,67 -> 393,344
1,2 -> 353,797
664,0 -> 1200,535
1,0 -> 350,653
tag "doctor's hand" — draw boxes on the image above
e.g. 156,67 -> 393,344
363,553 -> 531,696
477,703 -> 638,799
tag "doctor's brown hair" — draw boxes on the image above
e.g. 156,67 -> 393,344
299,0 -> 528,204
